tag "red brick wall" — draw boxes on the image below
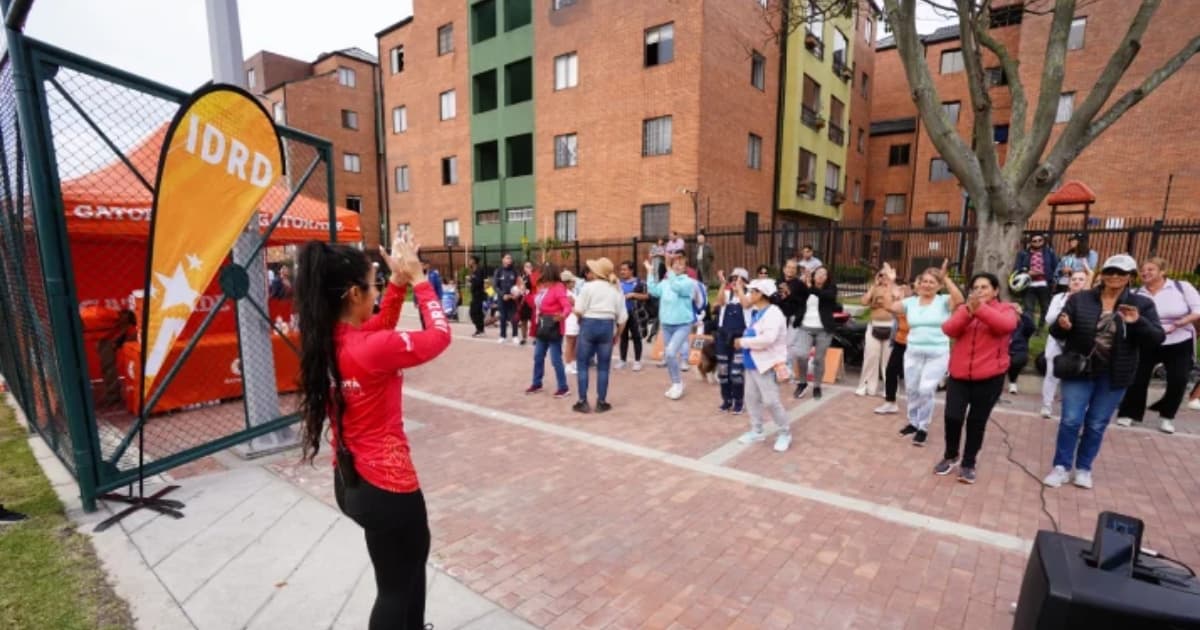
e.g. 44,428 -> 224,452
378,0 -> 471,248
842,2 -> 879,225
534,1 -> 704,240
865,48 -> 916,227
1019,0 -> 1200,224
245,51 -> 311,93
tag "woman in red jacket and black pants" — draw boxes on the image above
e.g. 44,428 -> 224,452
933,272 -> 1018,484
296,234 -> 452,630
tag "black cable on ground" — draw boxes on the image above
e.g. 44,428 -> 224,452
990,416 -> 1060,533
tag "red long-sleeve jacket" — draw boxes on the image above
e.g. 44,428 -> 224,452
942,300 -> 1019,381
331,280 -> 451,493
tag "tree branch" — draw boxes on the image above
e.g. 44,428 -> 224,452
955,0 -> 1007,211
882,0 -> 986,196
975,25 -> 1026,177
1019,0 -> 1165,210
1085,32 -> 1200,144
1007,0 -> 1075,188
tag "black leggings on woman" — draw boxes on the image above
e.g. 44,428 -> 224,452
335,473 -> 430,630
619,315 -> 643,361
884,342 -> 907,402
1118,339 -> 1194,422
944,375 -> 1004,468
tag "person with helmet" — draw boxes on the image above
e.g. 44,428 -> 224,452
1015,234 -> 1058,331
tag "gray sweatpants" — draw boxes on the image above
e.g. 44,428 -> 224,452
745,368 -> 790,435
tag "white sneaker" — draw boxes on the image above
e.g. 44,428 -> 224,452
738,430 -> 766,444
1189,399 -> 1200,411
874,402 -> 899,414
855,385 -> 867,396
565,363 -> 578,375
1160,419 -> 1176,434
1115,417 -> 1133,427
632,361 -> 643,372
614,360 -> 626,370
1008,383 -> 1019,394
511,337 -> 521,346
665,383 -> 684,400
1073,469 -> 1093,489
1040,405 -> 1053,419
774,433 -> 793,452
498,337 -> 506,344
681,364 -> 690,372
1043,465 -> 1071,488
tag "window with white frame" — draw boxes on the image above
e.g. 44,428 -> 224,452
390,46 -> 404,74
853,180 -> 862,204
1056,92 -> 1074,123
345,196 -> 361,212
554,133 -> 578,168
338,66 -> 357,87
885,193 -> 906,215
392,106 -> 407,133
832,28 -> 848,70
438,23 -> 454,55
642,115 -> 672,156
940,49 -> 964,74
507,207 -> 533,222
751,51 -> 765,90
441,156 -> 458,185
341,109 -> 358,130
440,89 -> 456,120
863,15 -> 872,42
808,0 -> 824,41
444,219 -> 460,246
343,153 -> 361,172
1068,17 -> 1086,50
246,68 -> 256,89
555,210 -> 577,241
554,52 -> 578,90
553,0 -> 577,9
476,210 -> 500,225
747,133 -> 762,169
272,102 -> 284,123
929,157 -> 953,182
942,101 -> 961,124
644,23 -> 675,67
395,165 -> 409,192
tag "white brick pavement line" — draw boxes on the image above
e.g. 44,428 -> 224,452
698,390 -> 838,466
406,388 -> 1032,554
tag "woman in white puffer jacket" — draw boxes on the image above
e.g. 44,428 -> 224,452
734,278 -> 794,453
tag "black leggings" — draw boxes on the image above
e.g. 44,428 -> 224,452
1119,339 -> 1194,421
470,299 -> 485,333
885,342 -> 906,402
620,315 -> 643,361
335,473 -> 430,630
944,375 -> 1004,469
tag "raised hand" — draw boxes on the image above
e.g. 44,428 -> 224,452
1057,312 -> 1072,331
1117,304 -> 1140,325
381,232 -> 424,286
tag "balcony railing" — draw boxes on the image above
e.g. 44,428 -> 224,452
797,178 -> 816,200
824,187 -> 840,205
832,58 -> 851,81
828,124 -> 845,146
804,30 -> 824,60
801,105 -> 823,130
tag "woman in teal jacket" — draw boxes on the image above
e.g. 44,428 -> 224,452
645,254 -> 699,400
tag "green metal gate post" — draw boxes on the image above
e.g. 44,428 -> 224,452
2,17 -> 101,510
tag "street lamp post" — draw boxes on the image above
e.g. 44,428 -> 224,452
680,187 -> 700,235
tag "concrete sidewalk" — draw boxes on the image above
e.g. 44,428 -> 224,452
10,395 -> 535,630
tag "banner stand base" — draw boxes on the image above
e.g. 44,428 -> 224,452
233,426 -> 299,460
93,485 -> 184,533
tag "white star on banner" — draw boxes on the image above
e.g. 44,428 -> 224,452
155,263 -> 199,311
186,253 -> 202,271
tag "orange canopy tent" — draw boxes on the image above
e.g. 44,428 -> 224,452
60,126 -> 361,244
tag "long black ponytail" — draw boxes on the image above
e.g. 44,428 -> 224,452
294,240 -> 371,463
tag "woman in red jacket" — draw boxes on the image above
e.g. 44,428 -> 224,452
933,272 -> 1018,484
527,262 -> 574,397
296,234 -> 451,630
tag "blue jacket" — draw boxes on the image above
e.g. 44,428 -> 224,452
1015,247 -> 1059,281
648,271 -> 698,326
1009,311 -> 1036,357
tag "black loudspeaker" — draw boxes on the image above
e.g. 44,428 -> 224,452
1014,515 -> 1200,630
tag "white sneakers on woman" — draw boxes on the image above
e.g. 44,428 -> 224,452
1043,465 -> 1093,489
664,383 -> 684,400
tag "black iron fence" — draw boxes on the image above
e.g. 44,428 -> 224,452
417,216 -> 1200,298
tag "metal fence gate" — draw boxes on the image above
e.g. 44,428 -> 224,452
0,33 -> 340,511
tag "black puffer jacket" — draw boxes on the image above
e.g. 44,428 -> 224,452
792,280 -> 840,330
1049,287 -> 1164,388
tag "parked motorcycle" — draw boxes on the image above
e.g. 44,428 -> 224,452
831,311 -> 866,369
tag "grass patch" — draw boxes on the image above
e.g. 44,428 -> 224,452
0,403 -> 134,630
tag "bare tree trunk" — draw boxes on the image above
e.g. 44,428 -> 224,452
972,216 -> 1024,296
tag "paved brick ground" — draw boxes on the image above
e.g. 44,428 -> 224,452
263,321 -> 1200,629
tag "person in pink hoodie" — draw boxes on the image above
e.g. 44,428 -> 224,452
526,263 -> 574,398
933,272 -> 1018,484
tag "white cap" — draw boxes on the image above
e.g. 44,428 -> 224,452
1101,254 -> 1137,273
748,278 -> 777,297
730,267 -> 750,281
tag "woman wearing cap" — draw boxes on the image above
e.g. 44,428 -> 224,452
1043,254 -> 1163,490
790,266 -> 840,401
714,267 -> 750,414
932,272 -> 1019,484
888,260 -> 964,446
1040,268 -> 1093,418
1056,234 -> 1098,294
733,278 -> 794,452
858,264 -> 901,398
646,254 -> 700,400
572,258 -> 628,413
1114,257 -> 1200,434
525,263 -> 573,399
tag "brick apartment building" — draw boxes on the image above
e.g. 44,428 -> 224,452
379,0 -> 882,250
243,48 -> 387,248
863,0 -> 1200,230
